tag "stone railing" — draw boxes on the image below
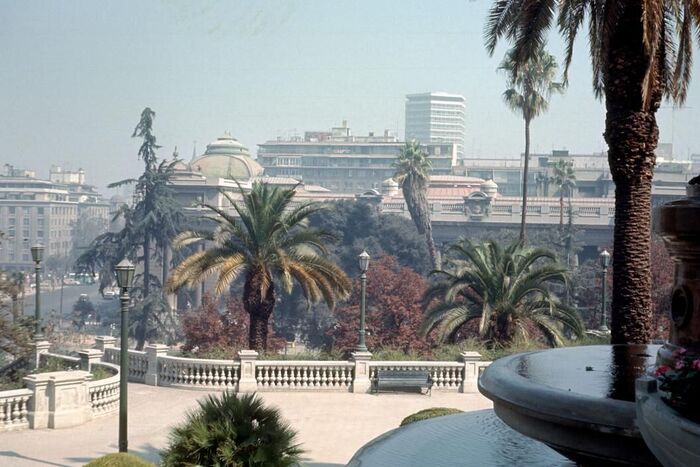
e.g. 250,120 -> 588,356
93,337 -> 490,395
40,352 -> 81,369
256,361 -> 354,391
0,388 -> 32,432
158,355 -> 240,390
102,346 -> 147,383
87,362 -> 120,418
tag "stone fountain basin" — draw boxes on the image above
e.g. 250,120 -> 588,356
636,376 -> 700,467
479,345 -> 661,466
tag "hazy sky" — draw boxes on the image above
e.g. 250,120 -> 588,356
2,0 -> 700,191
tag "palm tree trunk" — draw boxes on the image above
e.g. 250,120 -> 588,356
244,270 -> 275,352
519,118 -> 531,244
603,2 -> 660,344
404,183 -> 440,269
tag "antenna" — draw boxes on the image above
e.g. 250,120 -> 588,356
191,141 -> 197,161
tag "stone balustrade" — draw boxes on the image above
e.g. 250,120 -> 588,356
87,362 -> 120,418
256,361 -> 354,391
158,355 -> 240,390
0,388 -> 32,432
103,346 -> 147,383
369,362 -> 464,391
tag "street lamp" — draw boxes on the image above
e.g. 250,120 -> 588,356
357,251 -> 370,352
599,249 -> 611,332
114,258 -> 135,453
30,244 -> 44,339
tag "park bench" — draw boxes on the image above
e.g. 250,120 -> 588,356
373,369 -> 433,395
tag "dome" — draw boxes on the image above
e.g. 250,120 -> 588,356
191,133 -> 263,181
382,178 -> 399,187
480,179 -> 498,197
381,177 -> 400,196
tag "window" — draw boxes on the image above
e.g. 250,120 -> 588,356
37,230 -> 44,238
23,218 -> 30,226
9,207 -> 15,215
37,207 -> 44,215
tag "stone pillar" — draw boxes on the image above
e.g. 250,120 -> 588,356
145,344 -> 169,386
78,349 -> 103,372
237,350 -> 258,393
30,340 -> 50,370
460,351 -> 482,393
94,336 -> 117,352
24,371 -> 92,429
351,351 -> 373,393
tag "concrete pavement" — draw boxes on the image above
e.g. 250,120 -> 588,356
0,383 -> 492,466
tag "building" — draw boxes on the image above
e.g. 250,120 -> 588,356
0,169 -> 110,271
258,121 -> 456,192
405,92 -> 466,158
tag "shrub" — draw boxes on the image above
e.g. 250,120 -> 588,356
161,392 -> 303,467
84,452 -> 154,466
400,407 -> 463,427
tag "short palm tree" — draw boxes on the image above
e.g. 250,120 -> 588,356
549,159 -> 576,229
500,45 -> 564,243
422,239 -> 583,347
393,140 -> 440,269
485,1 -> 700,344
166,182 -> 352,351
161,391 -> 303,467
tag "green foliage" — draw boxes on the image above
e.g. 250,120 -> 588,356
400,408 -> 463,427
168,182 -> 352,351
161,392 -> 303,467
72,298 -> 96,330
423,239 -> 584,347
84,452 -> 154,467
90,365 -> 116,381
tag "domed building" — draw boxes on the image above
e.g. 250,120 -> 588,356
190,133 -> 264,181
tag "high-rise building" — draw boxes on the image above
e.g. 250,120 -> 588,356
258,121 -> 456,192
405,92 -> 466,158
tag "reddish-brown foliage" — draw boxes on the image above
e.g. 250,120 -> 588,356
327,256 -> 432,355
182,294 -> 284,355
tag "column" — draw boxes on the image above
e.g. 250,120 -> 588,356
30,340 -> 50,371
94,336 -> 117,352
78,349 -> 103,372
351,351 -> 373,393
237,350 -> 258,393
460,351 -> 482,393
145,344 -> 169,386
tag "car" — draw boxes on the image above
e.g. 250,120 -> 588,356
78,294 -> 89,302
102,289 -> 117,300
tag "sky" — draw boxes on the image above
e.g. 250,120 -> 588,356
2,0 -> 700,191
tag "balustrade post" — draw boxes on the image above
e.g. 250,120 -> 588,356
237,350 -> 258,393
144,344 -> 169,386
78,349 -> 103,372
351,351 -> 372,393
29,340 -> 50,371
460,351 -> 482,393
94,336 -> 117,353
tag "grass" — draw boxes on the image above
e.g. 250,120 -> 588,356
90,365 -> 116,381
84,453 -> 154,466
400,407 -> 463,427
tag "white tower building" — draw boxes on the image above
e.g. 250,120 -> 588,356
405,92 -> 466,158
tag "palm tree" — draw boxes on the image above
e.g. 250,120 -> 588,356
166,182 -> 352,351
500,45 -> 564,243
422,239 -> 583,347
393,140 -> 440,269
485,1 -> 700,345
550,159 -> 577,229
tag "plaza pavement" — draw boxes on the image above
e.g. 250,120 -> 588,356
0,383 -> 492,466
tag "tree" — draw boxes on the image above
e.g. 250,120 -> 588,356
484,1 -> 700,344
0,272 -> 25,322
328,256 -> 431,356
422,239 -> 583,347
72,297 -> 96,331
167,183 -> 352,351
393,140 -> 440,269
500,45 -> 563,243
549,159 -> 577,229
161,392 -> 303,467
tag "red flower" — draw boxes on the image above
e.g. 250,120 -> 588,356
693,360 -> 700,371
675,360 -> 687,370
672,347 -> 688,359
655,365 -> 670,377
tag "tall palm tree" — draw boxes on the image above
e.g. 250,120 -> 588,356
166,182 -> 352,351
422,239 -> 583,347
549,159 -> 577,229
485,2 -> 700,344
500,45 -> 564,243
393,140 -> 440,269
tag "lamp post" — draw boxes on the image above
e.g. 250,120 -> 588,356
115,259 -> 135,453
599,249 -> 611,332
30,244 -> 44,339
357,251 -> 370,352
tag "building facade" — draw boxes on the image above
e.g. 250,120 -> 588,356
405,92 -> 466,158
258,122 -> 456,192
0,170 -> 110,271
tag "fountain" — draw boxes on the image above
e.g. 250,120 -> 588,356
480,178 -> 700,466
635,178 -> 700,467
